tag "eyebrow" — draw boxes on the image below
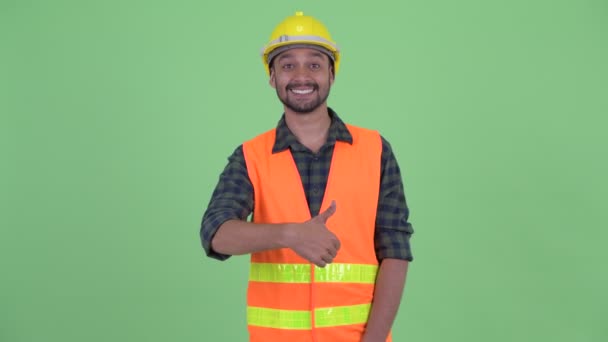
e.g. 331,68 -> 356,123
308,51 -> 326,59
276,53 -> 294,62
276,51 -> 327,63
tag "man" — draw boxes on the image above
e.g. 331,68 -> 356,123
200,11 -> 414,342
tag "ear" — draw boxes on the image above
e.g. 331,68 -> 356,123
269,68 -> 276,88
329,66 -> 335,85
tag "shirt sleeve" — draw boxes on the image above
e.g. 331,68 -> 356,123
200,145 -> 254,261
375,136 -> 415,261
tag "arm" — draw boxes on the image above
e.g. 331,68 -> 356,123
362,136 -> 415,341
212,201 -> 340,267
362,259 -> 409,342
200,145 -> 254,260
211,219 -> 291,255
200,146 -> 340,265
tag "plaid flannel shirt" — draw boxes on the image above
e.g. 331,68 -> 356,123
200,109 -> 414,261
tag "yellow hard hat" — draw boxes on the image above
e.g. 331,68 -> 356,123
260,11 -> 340,75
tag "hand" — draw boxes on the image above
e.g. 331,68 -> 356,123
285,200 -> 341,267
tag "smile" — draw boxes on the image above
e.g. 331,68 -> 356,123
290,88 -> 314,95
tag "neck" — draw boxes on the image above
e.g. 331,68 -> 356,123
284,105 -> 331,153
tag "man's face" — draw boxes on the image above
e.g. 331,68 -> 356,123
269,48 -> 335,114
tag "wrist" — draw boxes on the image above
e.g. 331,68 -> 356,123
278,223 -> 297,248
361,333 -> 378,342
361,331 -> 386,342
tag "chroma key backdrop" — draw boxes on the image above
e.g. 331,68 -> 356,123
1,0 -> 607,341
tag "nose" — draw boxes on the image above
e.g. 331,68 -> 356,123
291,64 -> 314,81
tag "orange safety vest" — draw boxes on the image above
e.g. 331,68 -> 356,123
242,124 -> 391,342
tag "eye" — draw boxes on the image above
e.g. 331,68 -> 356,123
282,63 -> 294,70
310,63 -> 320,70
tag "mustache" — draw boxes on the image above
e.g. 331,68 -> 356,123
286,82 -> 319,91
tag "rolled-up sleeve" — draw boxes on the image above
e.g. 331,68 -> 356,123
200,145 -> 254,260
375,137 -> 415,261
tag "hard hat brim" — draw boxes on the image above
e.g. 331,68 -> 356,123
266,43 -> 336,66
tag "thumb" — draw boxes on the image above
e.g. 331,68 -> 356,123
315,200 -> 337,223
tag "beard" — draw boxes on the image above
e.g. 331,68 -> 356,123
276,80 -> 331,114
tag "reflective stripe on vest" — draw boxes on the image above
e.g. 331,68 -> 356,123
247,303 -> 371,329
249,263 -> 378,283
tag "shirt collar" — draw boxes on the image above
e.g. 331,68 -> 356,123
272,108 -> 353,153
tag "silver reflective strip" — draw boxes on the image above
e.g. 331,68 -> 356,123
261,35 -> 340,59
267,35 -> 338,50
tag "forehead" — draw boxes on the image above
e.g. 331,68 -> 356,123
275,48 -> 330,62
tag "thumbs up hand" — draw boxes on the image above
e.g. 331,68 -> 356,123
284,200 -> 341,268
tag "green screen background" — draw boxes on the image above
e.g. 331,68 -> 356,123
2,0 -> 607,341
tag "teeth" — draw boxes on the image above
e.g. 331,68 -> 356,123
291,89 -> 313,94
